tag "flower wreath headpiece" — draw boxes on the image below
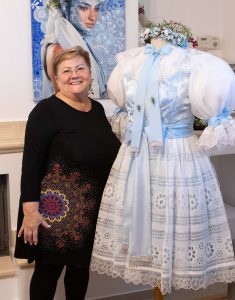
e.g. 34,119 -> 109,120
140,20 -> 198,48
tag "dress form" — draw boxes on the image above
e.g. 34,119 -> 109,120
151,38 -> 168,49
91,21 -> 235,298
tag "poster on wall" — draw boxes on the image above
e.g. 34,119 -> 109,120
31,0 -> 125,102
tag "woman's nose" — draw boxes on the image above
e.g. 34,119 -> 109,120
88,8 -> 96,21
71,70 -> 80,77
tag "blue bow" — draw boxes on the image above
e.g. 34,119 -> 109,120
208,108 -> 231,126
144,43 -> 172,56
131,43 -> 172,152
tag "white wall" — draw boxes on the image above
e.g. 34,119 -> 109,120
151,0 -> 223,37
0,0 -> 35,121
222,0 -> 235,63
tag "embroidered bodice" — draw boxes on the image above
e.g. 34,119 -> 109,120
107,45 -> 235,152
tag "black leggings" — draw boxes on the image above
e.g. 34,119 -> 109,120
30,262 -> 89,300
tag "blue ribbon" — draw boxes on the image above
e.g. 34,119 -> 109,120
131,43 -> 172,152
162,123 -> 194,139
208,108 -> 231,126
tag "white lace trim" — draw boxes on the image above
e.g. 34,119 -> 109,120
197,119 -> 235,153
91,256 -> 235,294
108,113 -> 128,143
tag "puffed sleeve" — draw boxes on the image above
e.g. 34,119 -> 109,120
107,51 -> 128,142
107,52 -> 127,110
107,47 -> 146,142
189,50 -> 235,152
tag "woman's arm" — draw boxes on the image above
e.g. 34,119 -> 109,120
18,101 -> 56,245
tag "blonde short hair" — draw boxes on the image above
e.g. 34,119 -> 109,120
53,46 -> 91,75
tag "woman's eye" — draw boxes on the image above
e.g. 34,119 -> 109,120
79,6 -> 88,12
63,70 -> 70,74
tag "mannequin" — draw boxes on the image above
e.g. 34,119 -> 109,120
91,20 -> 235,295
151,37 -> 168,49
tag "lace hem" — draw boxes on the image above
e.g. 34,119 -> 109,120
196,119 -> 235,154
91,256 -> 235,295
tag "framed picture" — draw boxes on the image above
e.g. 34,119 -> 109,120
31,0 -> 126,102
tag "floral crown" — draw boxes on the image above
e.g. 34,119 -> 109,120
140,20 -> 198,48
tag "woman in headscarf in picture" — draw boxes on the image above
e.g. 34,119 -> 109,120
43,0 -> 106,99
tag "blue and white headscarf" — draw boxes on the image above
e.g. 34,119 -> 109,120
59,0 -> 104,34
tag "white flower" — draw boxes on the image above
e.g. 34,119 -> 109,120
144,28 -> 151,35
164,29 -> 169,36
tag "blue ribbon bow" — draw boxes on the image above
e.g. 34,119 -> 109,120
208,108 -> 231,126
130,43 -> 172,152
144,42 -> 172,56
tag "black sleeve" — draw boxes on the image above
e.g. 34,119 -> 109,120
93,100 -> 113,129
20,100 -> 57,202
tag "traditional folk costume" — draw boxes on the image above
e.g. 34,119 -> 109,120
91,21 -> 235,294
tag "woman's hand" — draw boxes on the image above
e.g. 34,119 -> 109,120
18,202 -> 51,245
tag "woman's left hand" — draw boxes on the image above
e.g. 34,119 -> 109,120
18,202 -> 51,245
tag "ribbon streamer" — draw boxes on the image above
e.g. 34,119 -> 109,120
131,43 -> 172,152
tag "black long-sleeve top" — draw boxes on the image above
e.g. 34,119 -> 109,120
15,95 -> 120,265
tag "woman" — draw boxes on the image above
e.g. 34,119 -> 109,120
15,46 -> 120,300
91,21 -> 235,294
43,0 -> 106,99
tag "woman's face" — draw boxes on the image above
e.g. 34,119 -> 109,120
70,0 -> 102,31
78,2 -> 100,28
56,55 -> 91,97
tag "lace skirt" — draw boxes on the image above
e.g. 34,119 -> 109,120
91,135 -> 235,294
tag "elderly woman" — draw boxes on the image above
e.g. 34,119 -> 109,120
43,0 -> 106,99
15,46 -> 120,300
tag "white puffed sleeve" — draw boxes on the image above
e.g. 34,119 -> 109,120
107,52 -> 126,110
107,52 -> 128,142
107,47 -> 146,142
189,50 -> 235,152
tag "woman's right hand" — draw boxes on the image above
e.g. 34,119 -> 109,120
18,202 -> 51,245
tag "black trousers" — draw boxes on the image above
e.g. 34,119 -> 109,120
30,262 -> 89,300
